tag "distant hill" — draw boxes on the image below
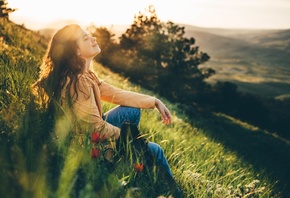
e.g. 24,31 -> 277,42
199,27 -> 290,53
182,24 -> 290,98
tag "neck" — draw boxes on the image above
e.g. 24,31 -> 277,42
84,59 -> 92,71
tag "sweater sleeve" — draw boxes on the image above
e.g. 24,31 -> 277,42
71,75 -> 120,139
99,81 -> 156,109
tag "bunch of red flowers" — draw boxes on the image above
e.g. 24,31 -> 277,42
91,131 -> 145,173
90,131 -> 105,159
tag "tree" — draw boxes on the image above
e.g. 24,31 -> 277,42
119,5 -> 213,102
0,0 -> 16,19
118,6 -> 165,88
88,25 -> 119,67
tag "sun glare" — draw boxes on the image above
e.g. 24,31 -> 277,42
8,0 -> 290,30
9,0 -> 156,27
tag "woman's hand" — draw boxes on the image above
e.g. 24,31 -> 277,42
155,98 -> 172,125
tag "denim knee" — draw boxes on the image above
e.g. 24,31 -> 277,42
129,107 -> 141,121
103,106 -> 141,127
121,107 -> 141,126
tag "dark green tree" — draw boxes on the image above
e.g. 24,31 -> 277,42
118,5 -> 164,81
88,25 -> 119,67
119,5 -> 214,102
0,0 -> 16,18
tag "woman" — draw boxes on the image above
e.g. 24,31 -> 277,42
32,24 -> 182,197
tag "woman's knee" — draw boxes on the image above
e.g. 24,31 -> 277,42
133,107 -> 141,121
121,106 -> 141,125
127,106 -> 141,115
104,106 -> 141,127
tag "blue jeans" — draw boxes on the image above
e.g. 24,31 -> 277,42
103,106 -> 174,177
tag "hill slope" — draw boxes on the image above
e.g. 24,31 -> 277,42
1,19 -> 290,197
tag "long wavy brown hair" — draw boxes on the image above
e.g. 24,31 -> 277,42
32,24 -> 85,106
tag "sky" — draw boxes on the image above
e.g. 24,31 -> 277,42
8,0 -> 290,30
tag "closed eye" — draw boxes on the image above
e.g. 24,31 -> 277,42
82,34 -> 89,40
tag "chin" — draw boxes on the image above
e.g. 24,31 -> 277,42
92,48 -> 101,57
96,47 -> 101,54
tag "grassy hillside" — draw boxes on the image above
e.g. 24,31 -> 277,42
96,63 -> 290,197
1,19 -> 290,197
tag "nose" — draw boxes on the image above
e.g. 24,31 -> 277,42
91,36 -> 96,42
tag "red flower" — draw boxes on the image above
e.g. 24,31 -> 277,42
91,132 -> 105,143
134,163 -> 144,172
91,148 -> 100,159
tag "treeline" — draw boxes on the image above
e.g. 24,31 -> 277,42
90,6 -> 290,140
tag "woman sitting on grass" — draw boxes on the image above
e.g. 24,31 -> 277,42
32,24 -> 182,197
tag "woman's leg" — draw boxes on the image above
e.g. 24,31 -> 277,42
148,142 -> 182,197
104,106 -> 173,175
104,106 -> 170,166
104,106 -> 182,197
147,142 -> 173,177
102,106 -> 141,166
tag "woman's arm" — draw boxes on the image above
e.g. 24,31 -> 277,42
99,81 -> 156,109
99,80 -> 172,125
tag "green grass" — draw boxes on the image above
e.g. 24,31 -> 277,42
1,19 -> 289,197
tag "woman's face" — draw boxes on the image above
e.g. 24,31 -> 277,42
76,28 -> 101,60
